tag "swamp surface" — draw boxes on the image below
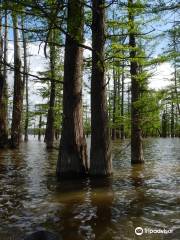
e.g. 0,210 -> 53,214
0,137 -> 179,240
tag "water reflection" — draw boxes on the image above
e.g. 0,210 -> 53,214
88,178 -> 114,240
0,138 -> 179,240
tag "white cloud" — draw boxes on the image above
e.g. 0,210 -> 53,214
149,62 -> 173,90
7,41 -> 48,106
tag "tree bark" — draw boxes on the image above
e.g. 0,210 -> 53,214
22,17 -> 29,142
45,30 -> 56,148
0,10 -> 8,148
162,110 -> 167,138
171,96 -> 175,137
90,0 -> 112,176
57,0 -> 88,178
120,61 -> 125,139
112,63 -> 117,140
11,13 -> 23,148
38,114 -> 42,141
128,0 -> 144,164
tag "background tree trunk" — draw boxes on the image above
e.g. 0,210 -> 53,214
128,0 -> 144,164
90,0 -> 112,176
11,13 -> 23,148
112,63 -> 117,140
120,61 -> 125,139
38,114 -> 42,141
0,10 -> 8,148
57,0 -> 88,178
162,110 -> 167,138
45,29 -> 56,148
22,17 -> 29,142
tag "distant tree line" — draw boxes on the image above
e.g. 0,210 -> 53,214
0,0 -> 179,178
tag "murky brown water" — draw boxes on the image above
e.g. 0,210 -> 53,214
0,137 -> 179,240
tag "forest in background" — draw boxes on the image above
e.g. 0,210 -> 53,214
0,0 -> 179,177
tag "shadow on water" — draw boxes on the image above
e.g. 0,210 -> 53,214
0,137 -> 180,239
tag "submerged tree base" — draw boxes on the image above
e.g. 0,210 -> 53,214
131,159 -> 144,164
57,141 -> 88,179
90,148 -> 113,177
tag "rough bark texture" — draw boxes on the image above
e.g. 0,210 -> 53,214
128,0 -> 144,164
45,30 -> 56,148
90,0 -> 112,176
57,0 -> 88,178
11,13 -> 23,148
0,10 -> 8,148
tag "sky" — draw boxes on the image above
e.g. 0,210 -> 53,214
5,0 -> 177,107
149,62 -> 173,89
7,40 -> 174,107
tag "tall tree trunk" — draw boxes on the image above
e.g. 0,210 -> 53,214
11,13 -> 23,148
171,96 -> 175,137
0,10 -> 8,148
57,0 -> 88,178
127,83 -> 131,137
128,0 -> 144,164
112,63 -> 117,140
90,0 -> 112,176
172,28 -> 180,115
120,61 -> 125,139
45,30 -> 56,148
22,17 -> 29,142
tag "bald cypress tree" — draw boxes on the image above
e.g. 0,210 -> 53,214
56,0 -> 88,178
90,0 -> 112,176
11,12 -> 24,148
128,0 -> 144,163
45,28 -> 56,148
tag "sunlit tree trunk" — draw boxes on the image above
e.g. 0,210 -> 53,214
90,0 -> 112,176
128,0 -> 144,164
0,10 -> 8,148
11,13 -> 23,148
57,0 -> 88,178
22,17 -> 29,142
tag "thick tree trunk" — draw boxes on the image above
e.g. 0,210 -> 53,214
57,0 -> 88,178
90,0 -> 112,176
128,0 -> 144,164
11,13 -> 23,148
0,10 -> 8,148
45,30 -> 56,148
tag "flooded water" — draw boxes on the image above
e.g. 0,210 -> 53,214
0,137 -> 179,240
